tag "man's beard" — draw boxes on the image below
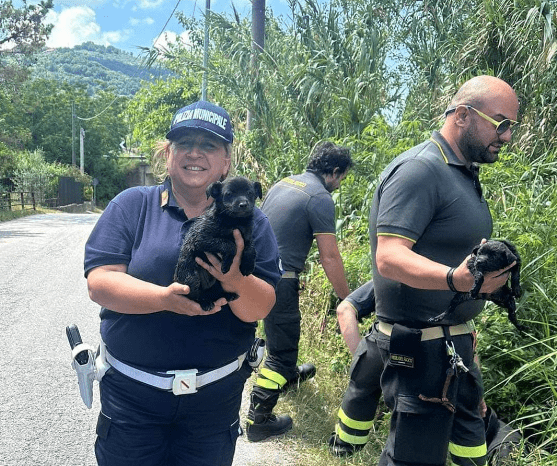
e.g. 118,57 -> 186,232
460,126 -> 498,165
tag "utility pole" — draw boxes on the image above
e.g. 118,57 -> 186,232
247,0 -> 265,131
202,0 -> 210,101
80,127 -> 85,174
71,103 -> 76,167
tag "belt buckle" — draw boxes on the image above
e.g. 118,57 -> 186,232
171,369 -> 198,395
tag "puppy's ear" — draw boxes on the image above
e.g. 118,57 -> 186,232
254,181 -> 263,199
207,181 -> 223,200
471,244 -> 481,256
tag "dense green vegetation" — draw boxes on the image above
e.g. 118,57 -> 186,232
130,1 -> 557,464
1,0 -> 556,463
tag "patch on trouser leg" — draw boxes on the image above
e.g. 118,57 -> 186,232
449,442 -> 487,466
335,407 -> 372,445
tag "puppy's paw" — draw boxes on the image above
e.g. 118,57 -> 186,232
199,300 -> 217,312
220,257 -> 234,274
223,292 -> 239,302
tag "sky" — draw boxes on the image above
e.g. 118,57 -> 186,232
23,0 -> 292,55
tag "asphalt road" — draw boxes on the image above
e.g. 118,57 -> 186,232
0,213 -> 295,466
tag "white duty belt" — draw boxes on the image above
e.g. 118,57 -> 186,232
104,343 -> 247,396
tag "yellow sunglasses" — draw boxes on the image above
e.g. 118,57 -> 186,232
445,105 -> 519,135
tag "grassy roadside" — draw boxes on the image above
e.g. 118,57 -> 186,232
0,206 -> 102,223
0,207 -> 58,223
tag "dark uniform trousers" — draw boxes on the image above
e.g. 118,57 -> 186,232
95,363 -> 252,466
251,277 -> 300,410
334,324 -> 384,447
372,326 -> 487,466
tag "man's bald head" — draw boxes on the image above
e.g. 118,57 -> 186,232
448,75 -> 518,112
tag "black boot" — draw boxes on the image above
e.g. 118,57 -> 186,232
282,362 -> 316,391
328,432 -> 364,457
246,396 -> 293,442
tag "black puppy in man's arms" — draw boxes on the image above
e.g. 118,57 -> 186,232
429,239 -> 525,332
174,176 -> 263,311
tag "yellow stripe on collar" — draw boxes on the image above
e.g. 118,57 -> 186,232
429,137 -> 449,164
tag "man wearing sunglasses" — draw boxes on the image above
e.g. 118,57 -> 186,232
368,75 -> 520,466
444,104 -> 519,165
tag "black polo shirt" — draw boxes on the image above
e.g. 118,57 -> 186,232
261,170 -> 336,273
344,280 -> 375,320
369,131 -> 493,327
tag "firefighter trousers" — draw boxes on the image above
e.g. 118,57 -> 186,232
373,325 -> 487,466
251,277 -> 300,410
334,325 -> 383,446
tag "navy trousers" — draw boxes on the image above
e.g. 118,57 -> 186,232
95,362 -> 252,466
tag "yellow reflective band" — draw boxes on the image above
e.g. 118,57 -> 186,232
283,177 -> 307,188
377,232 -> 417,243
335,424 -> 369,445
449,442 -> 487,458
255,377 -> 281,390
260,368 -> 288,387
338,407 -> 374,431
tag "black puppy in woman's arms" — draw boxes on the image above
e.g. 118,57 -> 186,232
174,176 -> 263,311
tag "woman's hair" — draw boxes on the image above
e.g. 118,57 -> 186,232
151,139 -> 232,183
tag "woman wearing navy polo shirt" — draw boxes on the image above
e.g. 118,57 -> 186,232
84,100 -> 281,466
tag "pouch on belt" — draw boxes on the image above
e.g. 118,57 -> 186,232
388,324 -> 422,369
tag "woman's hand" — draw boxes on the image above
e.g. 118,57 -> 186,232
164,282 -> 227,316
194,229 -> 276,322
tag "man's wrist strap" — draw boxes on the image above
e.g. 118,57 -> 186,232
446,267 -> 458,292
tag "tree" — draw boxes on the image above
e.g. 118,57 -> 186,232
149,0 -> 400,181
124,75 -> 200,162
0,0 -> 54,145
0,0 -> 53,53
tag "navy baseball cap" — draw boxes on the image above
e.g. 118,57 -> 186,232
166,100 -> 234,144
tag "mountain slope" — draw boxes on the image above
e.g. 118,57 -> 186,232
30,42 -> 173,96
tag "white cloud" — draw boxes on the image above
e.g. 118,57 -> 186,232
134,0 -> 165,10
129,17 -> 155,26
45,6 -> 129,48
153,30 -> 192,51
